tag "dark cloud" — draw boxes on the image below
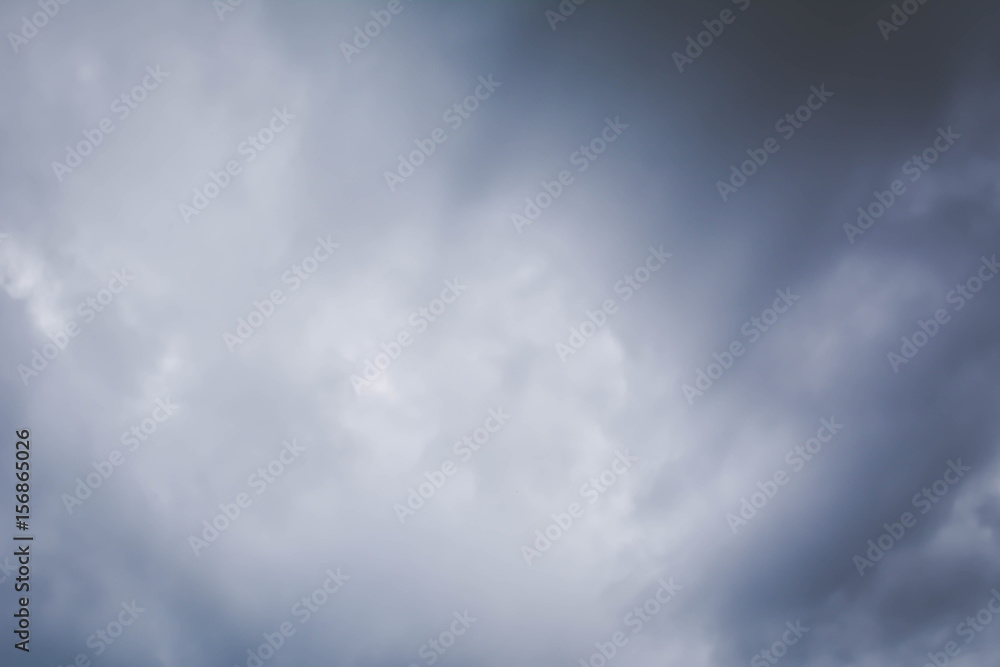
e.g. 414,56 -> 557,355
1,1 -> 999,666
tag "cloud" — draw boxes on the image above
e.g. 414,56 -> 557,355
1,1 -> 999,665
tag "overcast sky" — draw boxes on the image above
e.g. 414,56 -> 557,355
2,1 -> 1000,666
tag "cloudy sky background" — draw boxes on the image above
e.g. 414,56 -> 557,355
2,0 -> 1000,665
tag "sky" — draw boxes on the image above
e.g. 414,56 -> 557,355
1,0 -> 1000,666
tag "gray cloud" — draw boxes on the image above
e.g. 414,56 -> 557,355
1,1 -> 999,666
